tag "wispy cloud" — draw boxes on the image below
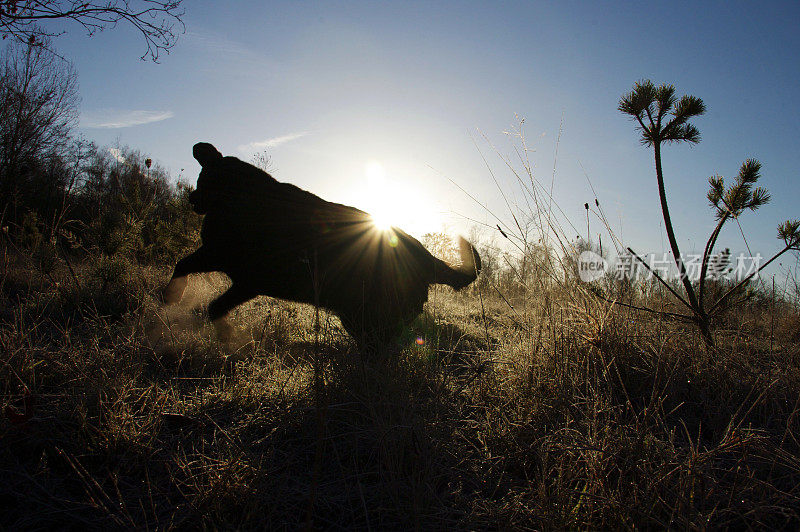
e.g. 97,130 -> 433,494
81,109 -> 174,129
186,31 -> 253,58
238,132 -> 309,153
186,30 -> 276,72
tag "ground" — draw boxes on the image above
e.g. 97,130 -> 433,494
1,248 -> 799,529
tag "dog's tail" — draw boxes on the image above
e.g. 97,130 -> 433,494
432,236 -> 481,290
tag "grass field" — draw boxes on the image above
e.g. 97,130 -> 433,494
2,244 -> 800,529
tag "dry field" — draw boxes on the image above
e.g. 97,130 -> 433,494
2,245 -> 800,529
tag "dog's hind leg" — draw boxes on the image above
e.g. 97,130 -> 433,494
163,246 -> 217,304
208,284 -> 256,342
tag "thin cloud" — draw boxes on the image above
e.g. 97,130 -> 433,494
186,31 -> 253,58
81,109 -> 174,129
238,132 -> 309,152
186,30 -> 276,72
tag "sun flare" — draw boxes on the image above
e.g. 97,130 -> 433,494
355,161 -> 443,236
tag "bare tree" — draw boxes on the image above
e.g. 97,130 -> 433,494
0,1 -> 184,61
250,149 -> 273,173
0,39 -> 78,222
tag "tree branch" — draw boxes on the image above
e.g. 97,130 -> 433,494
627,246 -> 692,309
708,244 -> 794,316
589,290 -> 694,322
0,1 -> 185,61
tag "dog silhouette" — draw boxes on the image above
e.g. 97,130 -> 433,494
163,142 -> 481,347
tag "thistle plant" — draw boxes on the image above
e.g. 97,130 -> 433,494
619,80 -> 800,346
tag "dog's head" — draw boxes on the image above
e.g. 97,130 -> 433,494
189,143 -> 223,214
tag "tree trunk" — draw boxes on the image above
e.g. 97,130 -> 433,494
653,142 -> 712,345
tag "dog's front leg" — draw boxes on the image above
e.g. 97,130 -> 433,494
162,246 -> 216,304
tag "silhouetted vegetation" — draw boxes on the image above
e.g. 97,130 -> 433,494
0,39 -> 200,267
619,80 -> 800,346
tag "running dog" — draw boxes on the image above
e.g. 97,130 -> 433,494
163,142 -> 481,347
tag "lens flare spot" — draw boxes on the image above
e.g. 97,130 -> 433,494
415,337 -> 425,346
388,234 -> 399,247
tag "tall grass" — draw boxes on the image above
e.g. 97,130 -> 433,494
2,233 -> 799,529
2,128 -> 800,528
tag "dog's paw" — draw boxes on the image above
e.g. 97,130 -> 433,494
162,276 -> 188,305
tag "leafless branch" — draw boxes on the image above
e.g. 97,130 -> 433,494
0,1 -> 185,61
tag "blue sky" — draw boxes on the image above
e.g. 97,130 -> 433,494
50,1 -> 800,278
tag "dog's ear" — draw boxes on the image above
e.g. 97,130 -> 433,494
193,143 -> 223,167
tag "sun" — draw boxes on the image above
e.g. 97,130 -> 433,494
370,210 -> 395,232
356,161 -> 443,236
